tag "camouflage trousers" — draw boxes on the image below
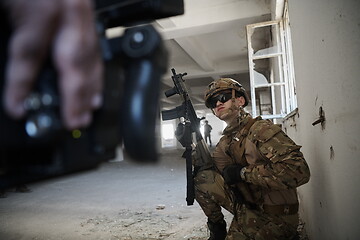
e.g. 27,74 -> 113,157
194,169 -> 299,240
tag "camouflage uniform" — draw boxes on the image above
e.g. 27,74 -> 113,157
194,113 -> 310,240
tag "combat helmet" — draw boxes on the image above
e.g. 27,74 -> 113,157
204,78 -> 249,108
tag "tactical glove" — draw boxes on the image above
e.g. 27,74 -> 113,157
222,164 -> 243,185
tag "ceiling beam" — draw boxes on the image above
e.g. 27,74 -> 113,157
175,37 -> 214,71
157,19 -> 215,72
155,16 -> 269,40
177,0 -> 270,27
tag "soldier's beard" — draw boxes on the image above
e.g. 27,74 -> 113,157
217,102 -> 240,122
217,110 -> 231,121
222,105 -> 247,121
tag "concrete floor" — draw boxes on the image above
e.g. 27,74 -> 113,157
0,148 -> 308,240
0,148 -> 215,240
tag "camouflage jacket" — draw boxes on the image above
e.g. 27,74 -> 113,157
213,114 -> 310,206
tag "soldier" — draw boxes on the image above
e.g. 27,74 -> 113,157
194,78 -> 310,240
204,120 -> 213,147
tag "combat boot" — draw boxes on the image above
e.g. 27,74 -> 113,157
207,219 -> 227,240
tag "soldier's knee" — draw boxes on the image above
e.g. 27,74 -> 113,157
194,170 -> 217,186
194,169 -> 226,198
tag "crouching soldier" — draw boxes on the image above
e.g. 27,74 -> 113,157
194,78 -> 310,240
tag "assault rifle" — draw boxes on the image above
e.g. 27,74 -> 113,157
161,68 -> 212,206
0,0 -> 184,189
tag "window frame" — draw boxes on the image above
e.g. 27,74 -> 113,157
246,3 -> 297,120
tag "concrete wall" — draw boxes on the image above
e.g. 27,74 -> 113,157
283,1 -> 360,239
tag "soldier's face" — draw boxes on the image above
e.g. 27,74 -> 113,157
212,95 -> 245,122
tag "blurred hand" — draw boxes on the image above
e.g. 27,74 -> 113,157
2,0 -> 103,130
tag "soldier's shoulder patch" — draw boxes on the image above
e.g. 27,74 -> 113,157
248,119 -> 282,143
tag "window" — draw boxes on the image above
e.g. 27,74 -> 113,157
246,3 -> 297,120
161,121 -> 176,148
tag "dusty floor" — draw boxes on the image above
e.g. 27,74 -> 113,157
0,149 -> 224,239
0,148 -> 308,240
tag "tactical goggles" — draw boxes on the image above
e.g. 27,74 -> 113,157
207,92 -> 232,108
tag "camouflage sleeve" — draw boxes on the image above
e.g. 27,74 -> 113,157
244,120 -> 310,190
